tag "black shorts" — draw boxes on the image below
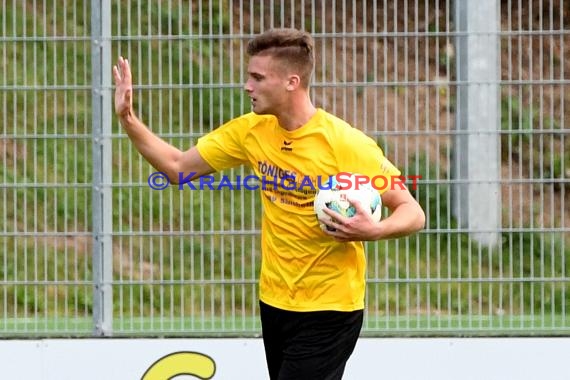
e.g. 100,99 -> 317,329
259,301 -> 364,380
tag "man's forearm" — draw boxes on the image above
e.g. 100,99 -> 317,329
374,201 -> 425,240
119,111 -> 183,180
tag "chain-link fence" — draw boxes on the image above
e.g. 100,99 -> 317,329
1,0 -> 568,337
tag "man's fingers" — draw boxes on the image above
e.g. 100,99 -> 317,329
321,207 -> 346,222
120,56 -> 131,82
112,65 -> 121,83
346,196 -> 364,212
113,56 -> 132,84
320,208 -> 350,230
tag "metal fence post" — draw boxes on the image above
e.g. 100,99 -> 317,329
452,0 -> 501,247
91,0 -> 113,336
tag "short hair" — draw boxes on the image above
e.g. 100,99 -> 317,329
247,28 -> 315,88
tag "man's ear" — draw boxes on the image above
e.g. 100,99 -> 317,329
286,74 -> 301,91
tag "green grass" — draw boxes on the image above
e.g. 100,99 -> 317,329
3,313 -> 569,338
1,1 -> 569,338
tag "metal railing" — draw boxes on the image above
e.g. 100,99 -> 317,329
1,0 -> 568,337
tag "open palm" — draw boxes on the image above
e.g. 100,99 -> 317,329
112,56 -> 133,117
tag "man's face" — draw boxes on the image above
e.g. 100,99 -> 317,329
244,55 -> 289,115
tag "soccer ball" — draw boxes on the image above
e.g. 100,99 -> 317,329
314,173 -> 382,232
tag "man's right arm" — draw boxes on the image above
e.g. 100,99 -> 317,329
113,56 -> 214,183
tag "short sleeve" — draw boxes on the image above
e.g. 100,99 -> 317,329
337,129 -> 401,194
195,117 -> 250,171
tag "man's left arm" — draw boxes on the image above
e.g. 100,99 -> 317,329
373,187 -> 426,239
321,186 -> 425,242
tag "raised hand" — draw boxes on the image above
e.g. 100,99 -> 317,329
112,56 -> 133,118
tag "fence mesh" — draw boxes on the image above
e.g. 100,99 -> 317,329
1,0 -> 568,337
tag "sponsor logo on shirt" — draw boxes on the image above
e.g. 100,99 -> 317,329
281,140 -> 293,152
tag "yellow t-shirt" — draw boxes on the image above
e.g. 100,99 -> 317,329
196,109 -> 400,312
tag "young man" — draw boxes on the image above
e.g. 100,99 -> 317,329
113,28 -> 425,380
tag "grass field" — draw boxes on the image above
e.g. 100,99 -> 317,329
3,313 -> 569,338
